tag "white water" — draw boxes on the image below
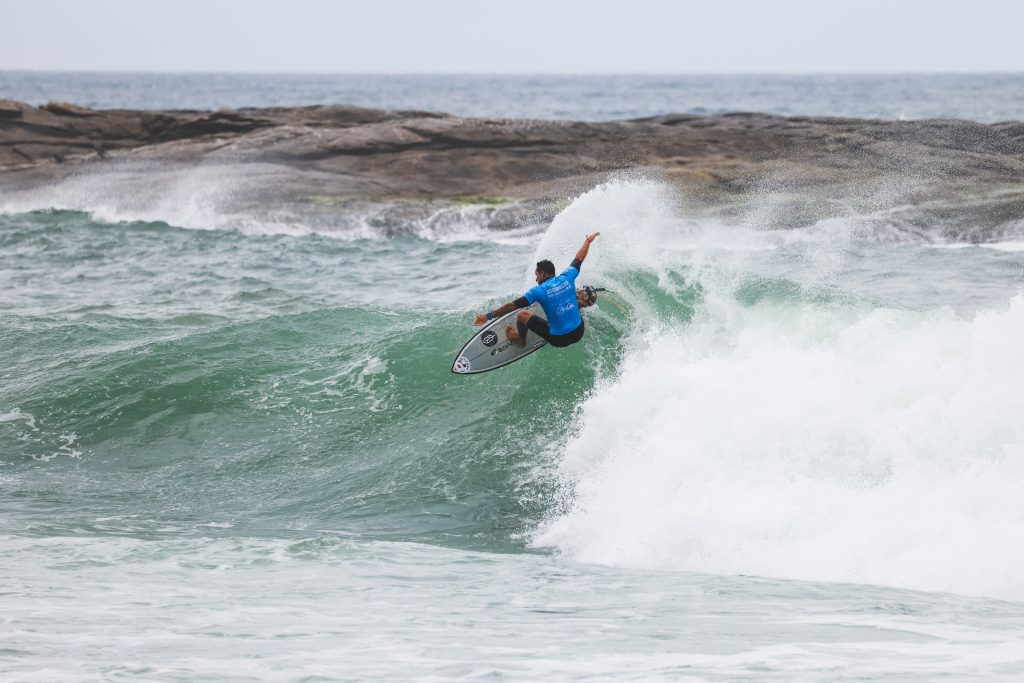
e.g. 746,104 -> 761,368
0,161 -> 536,241
531,178 -> 1024,601
5,534 -> 1024,682
5,174 -> 1024,682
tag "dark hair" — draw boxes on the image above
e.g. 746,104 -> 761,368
536,259 -> 555,276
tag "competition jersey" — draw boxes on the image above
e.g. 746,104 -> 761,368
523,264 -> 582,335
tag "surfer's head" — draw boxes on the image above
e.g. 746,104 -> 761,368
535,260 -> 555,283
577,287 -> 597,308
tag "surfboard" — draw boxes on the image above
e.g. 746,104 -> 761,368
451,303 -> 548,375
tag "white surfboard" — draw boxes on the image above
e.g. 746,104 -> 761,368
451,304 -> 548,375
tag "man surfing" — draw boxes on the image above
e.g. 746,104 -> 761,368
474,232 -> 600,348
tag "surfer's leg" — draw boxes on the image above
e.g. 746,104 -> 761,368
506,310 -> 533,347
526,313 -> 556,344
517,312 -> 532,345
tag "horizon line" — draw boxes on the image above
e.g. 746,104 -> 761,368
4,68 -> 1024,77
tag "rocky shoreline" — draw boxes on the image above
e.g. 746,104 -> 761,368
2,99 -> 1023,235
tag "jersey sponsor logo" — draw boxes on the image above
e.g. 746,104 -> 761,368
546,279 -> 571,296
481,330 -> 498,347
453,356 -> 471,373
555,301 -> 578,316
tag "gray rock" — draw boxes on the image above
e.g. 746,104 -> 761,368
1,100 -> 1022,237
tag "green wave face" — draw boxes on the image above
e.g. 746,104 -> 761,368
4,180 -> 1021,569
0,210 -> 644,549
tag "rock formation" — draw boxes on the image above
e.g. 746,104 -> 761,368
2,99 -> 1023,236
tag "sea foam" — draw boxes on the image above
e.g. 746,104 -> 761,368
0,161 -> 538,242
531,178 -> 1024,601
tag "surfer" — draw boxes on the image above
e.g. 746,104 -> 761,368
474,232 -> 601,348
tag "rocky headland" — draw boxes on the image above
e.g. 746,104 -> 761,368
2,98 -> 1023,237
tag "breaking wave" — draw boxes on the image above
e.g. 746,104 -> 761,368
530,178 -> 1024,601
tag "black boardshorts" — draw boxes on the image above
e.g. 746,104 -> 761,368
526,316 -> 585,348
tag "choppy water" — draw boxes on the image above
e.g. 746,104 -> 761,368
3,72 -> 1024,680
3,175 -> 1024,680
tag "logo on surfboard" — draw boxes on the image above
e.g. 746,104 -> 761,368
453,356 -> 471,373
481,330 -> 498,347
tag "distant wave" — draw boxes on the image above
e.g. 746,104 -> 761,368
0,161 -> 545,242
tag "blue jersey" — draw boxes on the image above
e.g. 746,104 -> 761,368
523,265 -> 582,335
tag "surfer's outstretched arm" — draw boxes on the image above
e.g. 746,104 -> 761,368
474,296 -> 529,325
574,232 -> 601,265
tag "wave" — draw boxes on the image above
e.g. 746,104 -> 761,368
1,296 -> 629,545
526,180 -> 1024,600
6,159 -> 1024,246
5,307 -> 445,454
931,241 -> 1024,252
0,161 -> 545,242
6,172 -> 1024,599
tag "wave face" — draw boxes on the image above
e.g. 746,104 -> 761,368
3,177 -> 1024,601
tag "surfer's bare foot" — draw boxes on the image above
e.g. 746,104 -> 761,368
506,325 -> 525,347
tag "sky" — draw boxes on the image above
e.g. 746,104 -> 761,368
3,0 -> 1024,73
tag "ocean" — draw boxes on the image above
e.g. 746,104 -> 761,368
4,71 -> 1024,122
2,73 -> 1024,681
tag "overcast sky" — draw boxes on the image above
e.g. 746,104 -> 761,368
3,0 -> 1023,73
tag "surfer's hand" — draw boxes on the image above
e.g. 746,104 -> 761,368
586,232 -> 601,243
474,313 -> 488,325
